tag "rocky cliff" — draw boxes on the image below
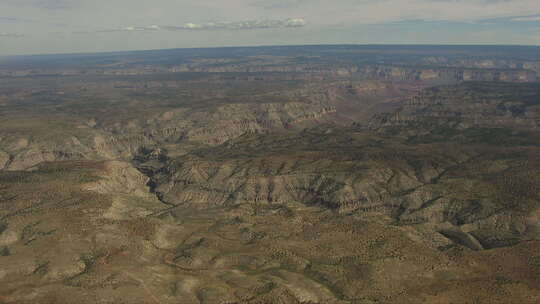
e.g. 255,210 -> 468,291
141,127 -> 540,252
2,46 -> 540,303
359,65 -> 536,83
369,82 -> 540,131
0,100 -> 339,170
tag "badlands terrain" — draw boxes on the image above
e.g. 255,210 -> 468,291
0,45 -> 540,303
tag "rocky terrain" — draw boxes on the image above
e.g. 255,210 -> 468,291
370,82 -> 540,132
2,45 -> 540,83
0,74 -> 416,171
1,46 -> 540,303
359,65 -> 536,82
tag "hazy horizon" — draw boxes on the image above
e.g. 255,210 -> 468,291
3,42 -> 540,58
1,0 -> 540,56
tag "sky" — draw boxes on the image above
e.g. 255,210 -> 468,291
1,0 -> 540,55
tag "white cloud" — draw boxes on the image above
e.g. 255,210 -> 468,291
3,0 -> 540,54
3,0 -> 74,10
285,18 -> 306,27
84,18 -> 307,33
119,25 -> 160,31
511,15 -> 540,22
245,0 -> 540,26
0,32 -> 24,37
77,25 -> 162,33
163,18 -> 307,30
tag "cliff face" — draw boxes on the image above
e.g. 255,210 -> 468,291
116,64 -> 539,84
4,45 -> 540,85
171,63 -> 360,76
359,65 -> 536,83
169,63 -> 538,83
3,129 -> 539,303
2,46 -> 540,303
0,75 -> 418,171
369,82 -> 540,131
110,102 -> 337,145
3,158 -> 539,304
143,129 -> 540,252
0,100 -> 339,171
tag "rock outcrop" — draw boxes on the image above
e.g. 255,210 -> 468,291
141,127 -> 540,252
2,46 -> 540,304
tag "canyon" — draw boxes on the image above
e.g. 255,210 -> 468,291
0,45 -> 540,303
